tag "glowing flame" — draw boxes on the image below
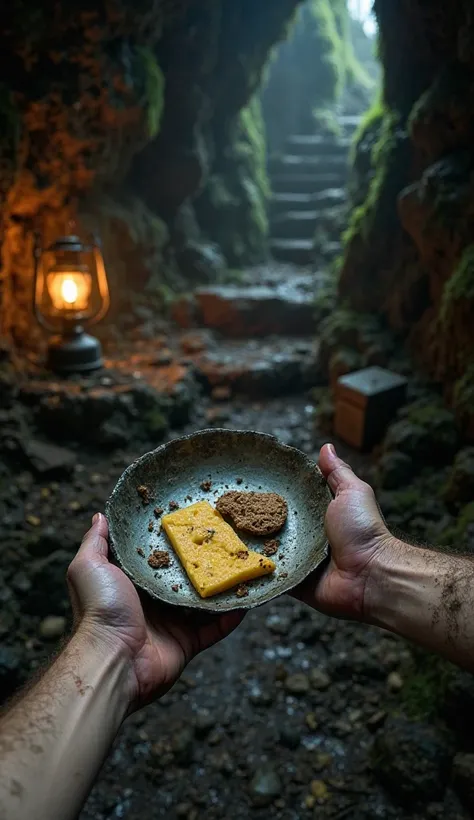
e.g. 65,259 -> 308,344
61,278 -> 78,305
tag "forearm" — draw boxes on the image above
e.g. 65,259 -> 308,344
366,538 -> 474,672
0,628 -> 132,820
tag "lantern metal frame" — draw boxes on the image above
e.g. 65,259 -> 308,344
33,234 -> 110,374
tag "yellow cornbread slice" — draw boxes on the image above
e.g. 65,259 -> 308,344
162,501 -> 276,598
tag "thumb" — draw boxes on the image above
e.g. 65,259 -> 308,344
77,513 -> 110,563
319,444 -> 361,497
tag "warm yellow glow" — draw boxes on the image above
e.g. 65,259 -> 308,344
62,279 -> 78,304
46,269 -> 92,312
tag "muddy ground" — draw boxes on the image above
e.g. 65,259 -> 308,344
1,372 -> 470,820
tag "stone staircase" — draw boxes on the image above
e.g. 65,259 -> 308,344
268,115 -> 361,265
170,115 -> 362,399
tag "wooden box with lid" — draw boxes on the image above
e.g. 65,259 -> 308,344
334,366 -> 408,451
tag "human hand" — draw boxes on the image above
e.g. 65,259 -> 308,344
294,444 -> 398,621
67,514 -> 245,711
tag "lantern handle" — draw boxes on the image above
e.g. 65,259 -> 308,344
33,232 -> 56,333
90,233 -> 110,325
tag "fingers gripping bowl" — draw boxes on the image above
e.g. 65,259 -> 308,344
105,429 -> 331,612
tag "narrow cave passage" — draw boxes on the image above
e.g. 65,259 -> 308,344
1,2 -> 473,819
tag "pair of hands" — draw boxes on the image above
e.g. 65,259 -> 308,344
68,444 -> 393,713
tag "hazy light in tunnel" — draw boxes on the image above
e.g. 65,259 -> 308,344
348,0 -> 377,37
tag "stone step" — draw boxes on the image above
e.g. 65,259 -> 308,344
317,239 -> 343,259
193,280 -> 316,337
270,188 -> 347,216
271,210 -> 323,240
338,115 -> 362,135
286,134 -> 352,156
271,172 -> 346,195
268,154 -> 348,176
269,238 -> 314,265
192,337 -> 321,398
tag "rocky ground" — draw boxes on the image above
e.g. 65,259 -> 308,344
1,264 -> 474,820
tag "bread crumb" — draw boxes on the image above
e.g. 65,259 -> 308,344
148,550 -> 171,569
263,539 -> 279,557
200,480 -> 212,492
137,485 -> 152,505
154,507 -> 164,518
137,547 -> 145,557
236,583 -> 249,598
169,500 -> 180,511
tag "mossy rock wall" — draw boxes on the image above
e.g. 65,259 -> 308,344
341,0 -> 474,435
0,0 -> 303,344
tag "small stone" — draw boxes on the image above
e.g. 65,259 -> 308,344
193,709 -> 215,737
367,710 -> 387,732
314,752 -> 332,772
306,712 -> 319,731
0,646 -> 22,700
211,385 -> 232,402
39,615 -> 67,640
155,349 -> 173,366
284,673 -> 310,695
176,803 -> 192,818
309,668 -> 331,690
249,765 -> 282,807
387,671 -> 404,692
310,780 -> 329,802
372,716 -> 454,804
265,613 -> 291,635
279,725 -> 301,750
26,515 -> 41,527
171,727 -> 194,766
452,753 -> 474,813
249,685 -> 273,707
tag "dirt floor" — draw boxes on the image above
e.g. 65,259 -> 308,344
1,376 -> 469,820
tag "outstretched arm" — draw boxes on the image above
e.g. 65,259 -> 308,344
297,444 -> 474,673
0,514 -> 243,820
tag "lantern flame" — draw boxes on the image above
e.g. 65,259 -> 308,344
61,278 -> 79,305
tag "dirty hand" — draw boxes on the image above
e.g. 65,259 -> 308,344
67,515 -> 244,711
295,444 -> 396,621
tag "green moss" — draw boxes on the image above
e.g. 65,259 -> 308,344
136,47 -> 165,139
143,408 -> 168,437
401,648 -> 453,720
344,108 -> 402,248
453,364 -> 474,419
440,244 -> 474,323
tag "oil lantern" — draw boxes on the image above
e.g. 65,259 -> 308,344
34,234 -> 110,373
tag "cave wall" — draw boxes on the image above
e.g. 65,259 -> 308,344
0,0 -> 304,345
340,0 -> 474,435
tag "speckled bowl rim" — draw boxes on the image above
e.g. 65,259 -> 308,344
105,429 -> 331,612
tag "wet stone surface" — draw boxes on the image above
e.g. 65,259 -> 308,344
0,273 -> 470,819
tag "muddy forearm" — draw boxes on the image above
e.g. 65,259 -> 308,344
366,538 -> 474,672
0,628 -> 131,820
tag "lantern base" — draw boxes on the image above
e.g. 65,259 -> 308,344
47,332 -> 104,374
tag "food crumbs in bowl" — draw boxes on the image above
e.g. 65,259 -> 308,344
148,550 -> 171,569
236,583 -> 249,598
169,500 -> 180,511
137,485 -> 153,505
200,480 -> 212,492
137,547 -> 145,557
154,507 -> 164,518
263,539 -> 279,557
